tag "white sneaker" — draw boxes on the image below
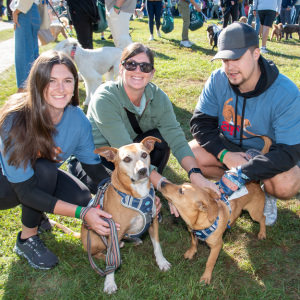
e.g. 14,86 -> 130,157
263,192 -> 277,226
157,30 -> 162,37
149,35 -> 154,41
188,40 -> 195,45
260,47 -> 268,54
180,40 -> 192,48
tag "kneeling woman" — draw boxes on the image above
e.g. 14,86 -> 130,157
0,51 -> 117,270
85,43 -> 219,215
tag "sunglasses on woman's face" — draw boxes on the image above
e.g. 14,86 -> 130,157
121,60 -> 154,73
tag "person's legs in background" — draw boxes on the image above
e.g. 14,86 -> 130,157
15,4 -> 40,90
178,0 -> 191,47
153,0 -> 163,37
247,4 -> 260,35
292,5 -> 300,24
146,0 -> 155,40
69,11 -> 93,49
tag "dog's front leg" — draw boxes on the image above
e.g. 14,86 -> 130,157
200,241 -> 223,284
148,218 -> 171,271
184,229 -> 198,259
104,272 -> 117,294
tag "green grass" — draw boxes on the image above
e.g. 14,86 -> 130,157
0,17 -> 300,299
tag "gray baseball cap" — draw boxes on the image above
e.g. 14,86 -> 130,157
211,22 -> 259,61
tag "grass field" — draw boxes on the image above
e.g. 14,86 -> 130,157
0,16 -> 299,300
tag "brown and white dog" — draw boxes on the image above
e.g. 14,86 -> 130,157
270,23 -> 283,41
81,137 -> 171,294
160,177 -> 267,284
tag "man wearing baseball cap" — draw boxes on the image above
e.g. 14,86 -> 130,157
189,22 -> 300,226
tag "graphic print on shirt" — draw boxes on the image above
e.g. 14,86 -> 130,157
221,98 -> 253,138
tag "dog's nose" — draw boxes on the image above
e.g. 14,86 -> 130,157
138,168 -> 147,177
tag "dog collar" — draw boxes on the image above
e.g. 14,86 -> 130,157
114,184 -> 155,238
193,216 -> 219,241
70,44 -> 76,59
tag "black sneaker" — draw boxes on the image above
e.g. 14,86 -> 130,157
14,232 -> 58,270
37,213 -> 52,234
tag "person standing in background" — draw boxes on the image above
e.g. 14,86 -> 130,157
221,0 -> 239,28
253,0 -> 281,54
10,0 -> 41,92
247,0 -> 260,35
177,0 -> 202,48
105,0 -> 136,49
65,0 -> 99,49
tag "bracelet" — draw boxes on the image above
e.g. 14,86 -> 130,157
75,206 -> 83,219
114,5 -> 120,9
157,177 -> 166,192
219,149 -> 229,164
188,168 -> 202,179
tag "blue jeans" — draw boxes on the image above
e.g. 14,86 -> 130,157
247,4 -> 260,35
280,7 -> 291,25
292,5 -> 300,24
15,3 -> 40,88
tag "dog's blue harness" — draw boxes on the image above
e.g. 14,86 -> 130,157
91,179 -> 155,238
113,185 -> 155,238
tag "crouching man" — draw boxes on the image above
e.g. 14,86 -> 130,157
189,22 -> 300,226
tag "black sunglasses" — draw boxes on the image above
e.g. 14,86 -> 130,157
121,60 -> 154,73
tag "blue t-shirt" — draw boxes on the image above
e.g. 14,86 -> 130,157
0,105 -> 100,183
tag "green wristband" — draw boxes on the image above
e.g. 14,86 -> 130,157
75,206 -> 83,219
114,5 -> 120,9
219,149 -> 229,164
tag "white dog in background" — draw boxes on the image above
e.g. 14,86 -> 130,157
54,38 -> 123,106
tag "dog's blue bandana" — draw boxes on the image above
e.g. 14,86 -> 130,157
114,184 -> 155,238
193,217 -> 219,241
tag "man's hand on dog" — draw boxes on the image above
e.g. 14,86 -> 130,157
85,207 -> 120,236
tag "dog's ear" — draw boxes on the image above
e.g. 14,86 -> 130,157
202,188 -> 219,223
140,136 -> 161,153
94,147 -> 118,162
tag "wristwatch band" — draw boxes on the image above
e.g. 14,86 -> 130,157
188,168 -> 203,178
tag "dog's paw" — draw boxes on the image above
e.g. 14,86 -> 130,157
184,248 -> 197,260
104,280 -> 118,294
258,232 -> 266,240
199,274 -> 211,285
157,257 -> 171,271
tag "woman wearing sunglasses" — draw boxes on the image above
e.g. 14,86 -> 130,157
75,43 -> 219,216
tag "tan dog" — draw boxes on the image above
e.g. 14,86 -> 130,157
160,180 -> 266,285
50,23 -> 68,41
270,23 -> 283,41
81,137 -> 171,294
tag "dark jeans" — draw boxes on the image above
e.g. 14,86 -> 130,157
0,159 -> 91,228
146,0 -> 163,34
68,129 -> 170,192
223,4 -> 239,28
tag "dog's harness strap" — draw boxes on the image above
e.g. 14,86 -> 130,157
87,218 -> 121,277
114,184 -> 155,238
85,178 -> 121,276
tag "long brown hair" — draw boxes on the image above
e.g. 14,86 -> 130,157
0,50 -> 79,169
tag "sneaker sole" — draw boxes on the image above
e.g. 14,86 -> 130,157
14,245 -> 58,270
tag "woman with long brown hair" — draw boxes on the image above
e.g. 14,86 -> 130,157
0,50 -> 116,270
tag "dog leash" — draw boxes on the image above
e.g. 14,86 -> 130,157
83,179 -> 121,276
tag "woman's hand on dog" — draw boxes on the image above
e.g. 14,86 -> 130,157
85,207 -> 120,236
190,172 -> 221,197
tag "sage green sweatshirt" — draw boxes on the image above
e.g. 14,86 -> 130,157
87,80 -> 194,172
